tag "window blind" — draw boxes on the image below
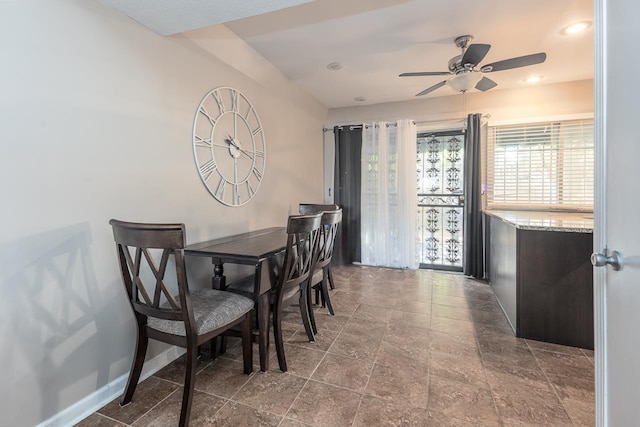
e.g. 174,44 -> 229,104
486,119 -> 594,211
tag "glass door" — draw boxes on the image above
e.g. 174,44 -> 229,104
416,130 -> 465,271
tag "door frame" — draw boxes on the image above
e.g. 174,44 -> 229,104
416,129 -> 467,271
593,0 -> 607,424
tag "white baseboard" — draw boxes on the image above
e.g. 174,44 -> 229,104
38,346 -> 185,427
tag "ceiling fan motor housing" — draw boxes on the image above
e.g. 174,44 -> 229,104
448,55 -> 463,73
400,34 -> 546,97
454,35 -> 473,49
449,35 -> 477,73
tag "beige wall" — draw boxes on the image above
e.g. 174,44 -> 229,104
0,1 -> 327,425
0,2 -> 593,424
323,80 -> 593,202
326,79 -> 594,127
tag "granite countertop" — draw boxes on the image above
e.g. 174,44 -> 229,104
484,210 -> 594,233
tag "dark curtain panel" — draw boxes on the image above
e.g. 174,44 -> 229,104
333,126 -> 362,266
463,114 -> 484,278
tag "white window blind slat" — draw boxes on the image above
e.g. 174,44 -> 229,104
486,119 -> 594,210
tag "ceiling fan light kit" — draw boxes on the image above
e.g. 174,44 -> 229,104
446,72 -> 482,92
400,35 -> 547,96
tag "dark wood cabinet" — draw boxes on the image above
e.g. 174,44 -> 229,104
485,212 -> 594,349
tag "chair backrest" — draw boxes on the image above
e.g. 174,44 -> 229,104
109,219 -> 194,329
298,204 -> 339,215
314,209 -> 342,270
276,213 -> 323,302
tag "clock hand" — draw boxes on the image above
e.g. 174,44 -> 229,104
233,112 -> 237,139
239,147 -> 262,160
238,149 -> 252,159
225,132 -> 240,149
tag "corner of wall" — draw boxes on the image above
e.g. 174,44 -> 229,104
174,24 -> 328,120
38,347 -> 185,427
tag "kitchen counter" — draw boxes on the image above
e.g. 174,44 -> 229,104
484,210 -> 593,233
484,210 -> 594,349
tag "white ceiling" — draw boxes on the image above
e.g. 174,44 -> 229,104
103,0 -> 594,109
98,0 -> 315,36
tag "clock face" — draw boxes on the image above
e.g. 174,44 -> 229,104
192,87 -> 266,206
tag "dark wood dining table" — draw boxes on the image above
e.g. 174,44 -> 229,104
184,227 -> 287,372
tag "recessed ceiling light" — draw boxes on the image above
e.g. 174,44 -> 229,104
561,21 -> 592,35
326,62 -> 343,71
525,76 -> 543,84
354,96 -> 366,102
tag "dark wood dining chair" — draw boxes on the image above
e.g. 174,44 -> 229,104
298,203 -> 340,291
308,209 -> 342,327
109,219 -> 254,427
226,213 -> 322,371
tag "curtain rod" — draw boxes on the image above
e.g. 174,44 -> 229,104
323,114 -> 490,132
324,122 -> 407,132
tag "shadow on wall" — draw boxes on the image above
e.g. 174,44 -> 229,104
0,223 -> 131,426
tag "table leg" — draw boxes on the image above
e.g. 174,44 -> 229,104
212,260 -> 226,290
257,292 -> 271,372
211,260 -> 227,357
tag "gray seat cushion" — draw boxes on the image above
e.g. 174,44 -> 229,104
147,289 -> 254,336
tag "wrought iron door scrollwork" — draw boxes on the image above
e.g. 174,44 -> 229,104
417,132 -> 465,269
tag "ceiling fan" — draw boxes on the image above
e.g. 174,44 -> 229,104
400,35 -> 547,96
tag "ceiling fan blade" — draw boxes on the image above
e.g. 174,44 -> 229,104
400,71 -> 451,77
461,44 -> 491,67
481,52 -> 547,72
416,80 -> 447,96
475,76 -> 497,91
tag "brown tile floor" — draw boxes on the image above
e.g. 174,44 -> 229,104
77,266 -> 595,426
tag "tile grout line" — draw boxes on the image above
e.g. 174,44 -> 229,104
526,340 -> 578,426
347,312 -> 373,426
164,346 -> 263,421
430,273 -> 510,424
84,267 -> 593,426
278,300 -> 355,425
307,275 -> 357,417
349,296 -> 395,427
124,384 -> 182,425
204,357 -> 259,419
91,412 -> 132,426
424,276 -> 434,419
472,311 -> 504,426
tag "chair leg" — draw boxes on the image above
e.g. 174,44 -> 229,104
299,288 -> 316,343
179,343 -> 198,427
327,266 -> 335,290
241,312 -> 253,374
321,273 -> 335,316
318,284 -> 326,308
120,319 -> 149,406
209,337 -> 218,360
307,285 -> 318,335
219,336 -> 228,355
273,302 -> 287,372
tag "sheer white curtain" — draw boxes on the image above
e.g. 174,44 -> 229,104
361,119 -> 417,268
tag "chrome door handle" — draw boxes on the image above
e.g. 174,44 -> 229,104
591,249 -> 624,271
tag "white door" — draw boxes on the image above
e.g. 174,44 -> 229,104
594,0 -> 640,424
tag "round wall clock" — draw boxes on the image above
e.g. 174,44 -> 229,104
192,87 -> 266,206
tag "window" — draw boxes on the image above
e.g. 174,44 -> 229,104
486,119 -> 594,211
